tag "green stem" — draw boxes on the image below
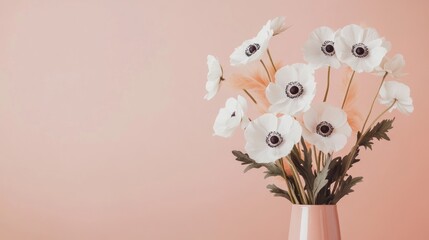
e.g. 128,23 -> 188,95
323,66 -> 331,102
285,156 -> 308,204
260,60 -> 272,83
341,71 -> 356,109
288,181 -> 299,204
333,99 -> 397,196
313,145 -> 320,172
296,142 -> 301,158
279,159 -> 296,204
322,154 -> 326,167
318,150 -> 323,170
242,89 -> 257,104
366,99 -> 397,133
267,49 -> 277,72
360,72 -> 388,133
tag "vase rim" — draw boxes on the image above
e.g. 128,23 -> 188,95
291,204 -> 338,207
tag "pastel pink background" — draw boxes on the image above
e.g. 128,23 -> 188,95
0,0 -> 427,239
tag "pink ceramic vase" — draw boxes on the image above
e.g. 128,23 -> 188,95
288,205 -> 341,240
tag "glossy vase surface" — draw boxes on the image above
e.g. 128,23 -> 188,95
288,205 -> 341,240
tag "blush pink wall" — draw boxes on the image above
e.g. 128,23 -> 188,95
0,0 -> 427,239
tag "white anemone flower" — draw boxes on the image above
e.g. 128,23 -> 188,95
302,103 -> 352,154
245,113 -> 302,163
335,24 -> 388,73
269,16 -> 288,36
230,21 -> 273,66
303,26 -> 341,69
213,95 -> 249,138
379,81 -> 413,114
375,54 -> 406,78
266,63 -> 316,115
204,55 -> 223,100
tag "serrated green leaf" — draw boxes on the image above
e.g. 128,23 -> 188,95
332,176 -> 363,204
263,167 -> 284,179
232,150 -> 284,179
358,118 -> 395,150
289,138 -> 315,192
267,184 -> 291,202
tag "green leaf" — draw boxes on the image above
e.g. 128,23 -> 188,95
232,150 -> 284,179
358,118 -> 395,150
312,156 -> 332,200
267,184 -> 291,201
332,176 -> 363,204
326,156 -> 343,183
289,138 -> 315,192
328,119 -> 392,204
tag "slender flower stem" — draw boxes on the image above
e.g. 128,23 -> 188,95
321,153 -> 326,167
267,49 -> 277,72
341,71 -> 356,109
331,175 -> 340,195
242,89 -> 257,104
323,66 -> 331,102
333,100 -> 397,195
287,181 -> 299,204
286,156 -> 308,204
313,146 -> 320,172
360,72 -> 388,133
260,60 -> 272,82
366,99 -> 397,132
279,159 -> 297,204
284,163 -> 303,204
296,142 -> 302,158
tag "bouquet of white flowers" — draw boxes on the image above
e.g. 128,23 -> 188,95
205,17 -> 413,205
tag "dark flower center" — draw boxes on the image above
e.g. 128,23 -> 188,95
321,41 -> 335,56
351,43 -> 369,58
316,121 -> 334,137
270,136 -> 280,144
290,86 -> 299,94
266,131 -> 283,148
320,125 -> 330,133
285,81 -> 304,98
231,112 -> 236,117
245,43 -> 260,57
